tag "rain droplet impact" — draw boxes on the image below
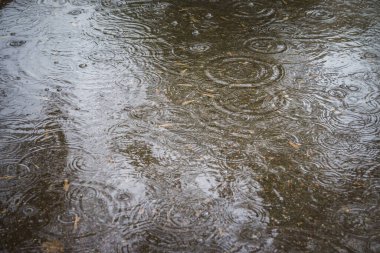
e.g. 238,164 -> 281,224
244,37 -> 287,54
9,40 -> 26,47
306,8 -> 335,21
68,9 -> 83,15
205,56 -> 285,88
230,0 -> 276,24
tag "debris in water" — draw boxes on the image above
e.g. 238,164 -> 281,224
0,175 -> 16,180
63,179 -> 70,192
41,240 -> 64,253
180,69 -> 188,76
73,214 -> 80,232
182,100 -> 195,106
203,93 -> 215,98
159,123 -> 175,128
177,83 -> 193,87
288,141 -> 301,149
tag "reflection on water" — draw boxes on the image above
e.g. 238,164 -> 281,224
0,0 -> 379,252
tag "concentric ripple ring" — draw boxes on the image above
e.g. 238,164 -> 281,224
244,37 -> 287,54
205,56 -> 284,88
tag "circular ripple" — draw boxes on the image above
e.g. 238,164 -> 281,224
306,8 -> 335,21
88,49 -> 116,62
169,42 -> 213,66
320,109 -> 379,136
294,3 -> 369,40
213,89 -> 288,119
68,8 -> 83,15
152,197 -> 219,233
91,10 -> 153,40
0,160 -> 39,192
0,2 -> 49,37
0,118 -> 35,144
36,0 -> 71,7
66,181 -> 132,224
100,0 -> 152,9
37,0 -> 96,7
121,229 -> 181,253
232,174 -> 265,202
316,132 -> 356,154
66,150 -> 98,174
194,108 -> 260,140
348,90 -> 380,115
70,0 -> 96,6
206,142 -> 252,171
57,209 -> 79,224
189,42 -> 211,53
231,0 -> 276,23
115,71 -> 162,106
205,56 -> 284,88
225,202 -> 269,225
327,88 -> 347,99
244,37 -> 287,54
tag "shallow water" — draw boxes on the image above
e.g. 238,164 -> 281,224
0,0 -> 379,252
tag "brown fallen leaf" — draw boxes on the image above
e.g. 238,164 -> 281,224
159,123 -> 175,128
73,214 -> 80,232
288,141 -> 301,149
41,240 -> 64,253
174,62 -> 188,67
203,93 -> 215,98
180,69 -> 188,76
181,100 -> 195,106
189,15 -> 198,23
177,83 -> 193,87
0,175 -> 16,180
63,179 -> 70,192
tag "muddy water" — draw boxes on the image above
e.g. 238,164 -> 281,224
0,0 -> 379,252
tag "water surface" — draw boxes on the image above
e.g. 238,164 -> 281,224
0,0 -> 379,252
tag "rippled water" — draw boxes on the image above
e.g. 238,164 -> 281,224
0,0 -> 379,252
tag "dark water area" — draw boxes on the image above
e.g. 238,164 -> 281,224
0,0 -> 379,252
